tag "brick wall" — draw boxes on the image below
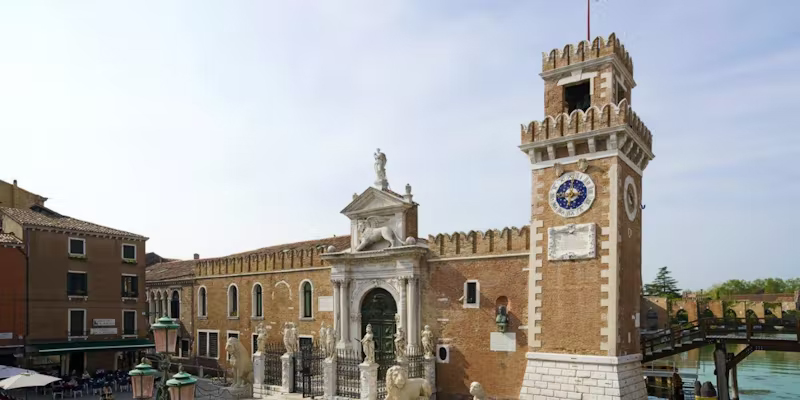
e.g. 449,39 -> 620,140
0,180 -> 46,209
193,268 -> 333,364
424,255 -> 529,400
616,159 -> 642,356
533,158 -> 613,355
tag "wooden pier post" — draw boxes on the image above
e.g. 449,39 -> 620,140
713,343 -> 730,400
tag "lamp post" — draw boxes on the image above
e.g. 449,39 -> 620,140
128,316 -> 197,400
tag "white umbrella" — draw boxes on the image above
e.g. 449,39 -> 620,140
0,365 -> 34,379
0,372 -> 60,390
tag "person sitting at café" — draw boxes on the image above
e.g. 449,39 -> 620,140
101,385 -> 114,400
82,370 -> 91,380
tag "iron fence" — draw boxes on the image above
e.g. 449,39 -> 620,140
406,348 -> 424,379
336,349 -> 361,398
263,341 -> 284,386
294,345 -> 324,397
376,351 -> 397,400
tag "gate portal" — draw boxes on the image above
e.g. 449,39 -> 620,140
361,288 -> 397,359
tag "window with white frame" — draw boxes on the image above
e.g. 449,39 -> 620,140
67,271 -> 88,296
300,280 -> 313,319
197,330 -> 219,359
252,283 -> 263,318
121,274 -> 138,298
122,310 -> 137,336
198,287 -> 207,317
68,309 -> 86,337
122,244 -> 137,261
228,284 -> 239,317
463,280 -> 479,308
68,238 -> 86,257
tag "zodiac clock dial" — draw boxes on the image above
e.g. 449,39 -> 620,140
548,171 -> 596,218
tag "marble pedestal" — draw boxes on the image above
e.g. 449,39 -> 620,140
519,352 -> 647,400
281,353 -> 294,394
359,362 -> 378,400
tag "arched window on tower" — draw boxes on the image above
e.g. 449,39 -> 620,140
198,287 -> 207,317
253,284 -> 263,318
228,284 -> 239,317
170,291 -> 180,319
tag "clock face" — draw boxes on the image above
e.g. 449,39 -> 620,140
624,176 -> 638,221
548,171 -> 596,218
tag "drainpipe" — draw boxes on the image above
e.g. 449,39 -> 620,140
14,228 -> 30,366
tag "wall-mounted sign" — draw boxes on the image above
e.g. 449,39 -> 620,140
318,296 -> 334,312
93,319 -> 116,327
0,332 -> 13,340
91,328 -> 118,335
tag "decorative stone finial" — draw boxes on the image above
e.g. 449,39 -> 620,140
404,183 -> 413,202
326,245 -> 337,253
405,183 -> 412,195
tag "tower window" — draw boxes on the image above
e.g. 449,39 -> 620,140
564,81 -> 591,112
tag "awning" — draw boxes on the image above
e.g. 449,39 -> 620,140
33,339 -> 154,354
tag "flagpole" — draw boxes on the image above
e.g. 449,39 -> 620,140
587,0 -> 591,41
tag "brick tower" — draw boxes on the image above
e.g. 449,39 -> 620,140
518,34 -> 653,400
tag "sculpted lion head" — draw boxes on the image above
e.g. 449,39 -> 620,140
469,382 -> 486,400
385,366 -> 408,399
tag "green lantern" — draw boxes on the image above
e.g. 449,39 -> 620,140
166,364 -> 198,400
129,358 -> 158,399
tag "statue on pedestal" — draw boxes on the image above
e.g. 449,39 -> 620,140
361,324 -> 376,364
374,148 -> 388,189
394,327 -> 407,361
421,325 -> 434,358
325,327 -> 337,360
256,322 -> 267,353
283,322 -> 297,354
385,365 -> 432,400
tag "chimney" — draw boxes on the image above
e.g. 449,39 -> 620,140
10,180 -> 17,208
193,253 -> 200,260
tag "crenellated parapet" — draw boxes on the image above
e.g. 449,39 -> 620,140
542,33 -> 633,75
427,226 -> 530,257
520,99 -> 651,150
195,236 -> 350,277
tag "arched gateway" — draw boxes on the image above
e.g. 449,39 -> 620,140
361,288 -> 397,359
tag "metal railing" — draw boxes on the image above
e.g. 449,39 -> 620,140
336,349 -> 361,399
293,345 -> 324,397
262,342 -> 284,386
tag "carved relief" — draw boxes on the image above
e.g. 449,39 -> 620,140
356,216 -> 402,251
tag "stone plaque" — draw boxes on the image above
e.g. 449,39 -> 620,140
318,296 -> 334,312
547,223 -> 596,261
489,332 -> 516,352
93,319 -> 115,327
91,327 -> 118,335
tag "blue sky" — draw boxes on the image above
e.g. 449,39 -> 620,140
1,1 -> 798,290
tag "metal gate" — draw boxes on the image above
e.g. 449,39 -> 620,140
294,339 -> 324,397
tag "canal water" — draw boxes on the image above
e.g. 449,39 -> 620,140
649,344 -> 800,399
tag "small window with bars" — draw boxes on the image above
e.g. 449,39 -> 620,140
464,281 -> 479,308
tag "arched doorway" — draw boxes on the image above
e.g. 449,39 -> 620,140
170,291 -> 180,319
675,309 -> 689,325
360,288 -> 397,359
701,308 -> 714,319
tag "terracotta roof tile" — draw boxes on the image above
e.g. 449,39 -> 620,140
225,235 -> 351,258
0,233 -> 22,245
0,206 -> 146,240
146,260 -> 196,281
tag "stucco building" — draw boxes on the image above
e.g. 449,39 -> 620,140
0,182 -> 151,374
147,33 -> 653,400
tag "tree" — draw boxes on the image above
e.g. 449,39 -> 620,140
644,266 -> 681,298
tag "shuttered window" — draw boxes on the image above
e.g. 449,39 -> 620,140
198,332 -> 208,357
209,332 -> 219,359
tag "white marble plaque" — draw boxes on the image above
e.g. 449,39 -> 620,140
0,332 -> 12,339
547,223 -> 596,261
489,332 -> 516,352
91,327 -> 118,335
318,296 -> 334,312
93,319 -> 115,327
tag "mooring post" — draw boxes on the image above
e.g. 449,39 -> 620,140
730,364 -> 740,400
713,343 -> 730,400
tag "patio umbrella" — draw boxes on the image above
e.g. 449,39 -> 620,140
0,372 -> 61,399
0,365 -> 34,379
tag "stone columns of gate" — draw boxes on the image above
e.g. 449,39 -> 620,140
407,277 -> 419,352
398,278 -> 407,334
341,280 -> 351,346
332,280 -> 341,342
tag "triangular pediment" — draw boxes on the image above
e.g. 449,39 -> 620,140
341,187 -> 410,218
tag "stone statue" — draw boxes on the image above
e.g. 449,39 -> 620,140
225,337 -> 254,388
282,322 -> 297,354
361,324 -> 375,364
421,325 -> 434,358
374,148 -> 388,189
325,327 -> 337,359
290,325 -> 299,353
384,365 -> 432,400
256,323 -> 267,353
469,382 -> 486,400
356,217 -> 401,251
394,327 -> 407,360
319,322 -> 328,356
